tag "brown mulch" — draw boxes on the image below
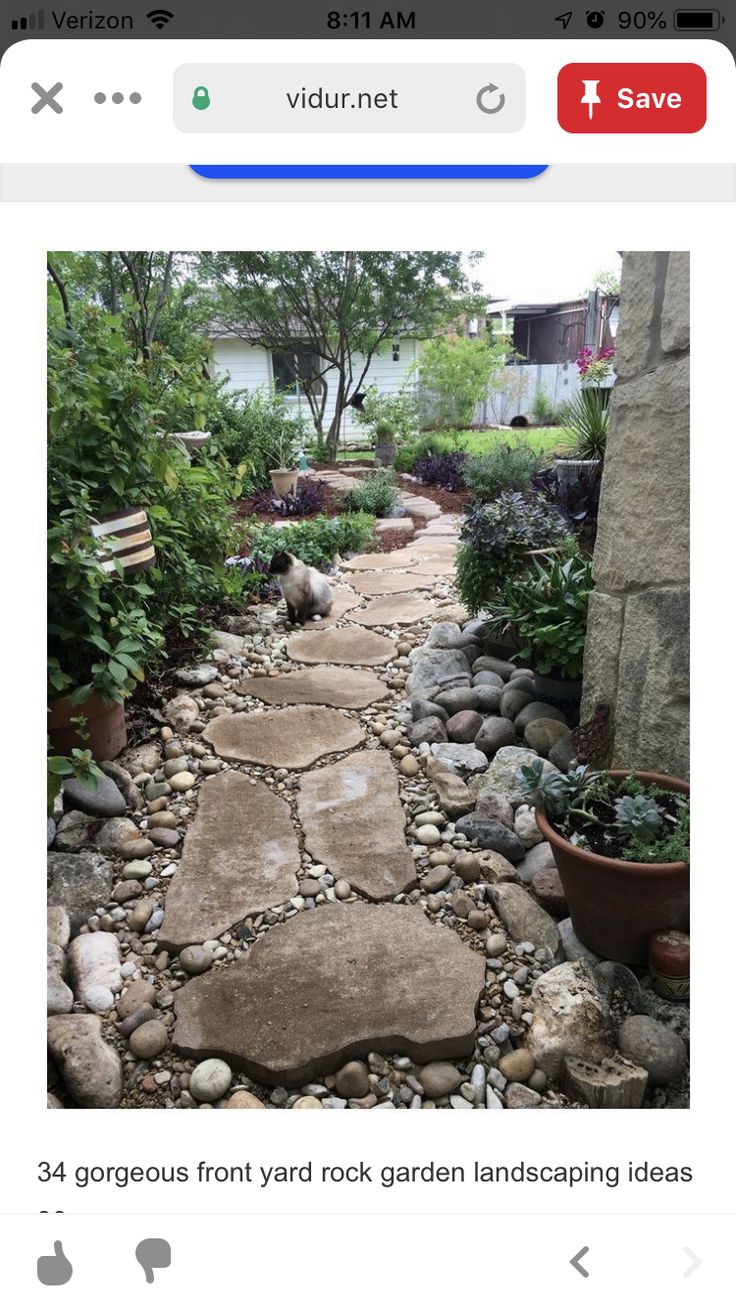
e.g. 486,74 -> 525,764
233,479 -> 346,523
395,474 -> 470,517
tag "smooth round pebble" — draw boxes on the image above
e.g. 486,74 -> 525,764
416,824 -> 441,846
179,945 -> 214,975
129,1019 -> 168,1059
170,771 -> 196,792
190,1058 -> 233,1102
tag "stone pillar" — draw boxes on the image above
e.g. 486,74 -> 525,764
581,252 -> 689,778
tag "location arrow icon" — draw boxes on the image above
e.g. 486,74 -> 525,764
570,1246 -> 590,1278
683,1247 -> 702,1278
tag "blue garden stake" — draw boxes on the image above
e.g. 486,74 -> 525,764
297,448 -> 309,471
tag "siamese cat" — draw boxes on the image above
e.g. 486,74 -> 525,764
269,551 -> 334,625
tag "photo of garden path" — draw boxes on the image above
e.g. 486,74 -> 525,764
47,250 -> 689,1110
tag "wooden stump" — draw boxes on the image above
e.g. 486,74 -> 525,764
562,1055 -> 649,1109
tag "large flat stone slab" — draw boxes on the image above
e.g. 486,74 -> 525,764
238,665 -> 386,709
346,549 -> 421,571
287,627 -> 397,666
173,903 -> 485,1086
405,557 -> 456,577
203,706 -> 365,768
298,749 -> 416,900
308,588 -> 360,629
348,593 -> 437,627
345,571 -> 434,596
158,772 -> 300,950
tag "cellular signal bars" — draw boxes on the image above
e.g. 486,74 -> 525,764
11,9 -> 45,29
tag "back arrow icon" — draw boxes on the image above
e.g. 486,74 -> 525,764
570,1247 -> 590,1278
476,83 -> 506,114
683,1248 -> 702,1278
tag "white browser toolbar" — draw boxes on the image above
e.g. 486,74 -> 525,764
1,37 -> 734,164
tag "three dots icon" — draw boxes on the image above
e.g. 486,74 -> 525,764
94,91 -> 142,105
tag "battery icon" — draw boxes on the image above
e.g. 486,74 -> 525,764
674,9 -> 722,28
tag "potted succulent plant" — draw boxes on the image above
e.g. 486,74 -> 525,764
519,761 -> 690,965
485,552 -> 592,710
267,429 -> 300,499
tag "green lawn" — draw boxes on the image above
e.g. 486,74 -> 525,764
312,428 -> 570,463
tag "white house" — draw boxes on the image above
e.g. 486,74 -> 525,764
210,333 -> 421,440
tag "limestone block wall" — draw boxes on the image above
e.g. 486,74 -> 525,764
581,252 -> 689,779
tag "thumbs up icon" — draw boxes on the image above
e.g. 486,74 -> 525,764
37,1241 -> 73,1286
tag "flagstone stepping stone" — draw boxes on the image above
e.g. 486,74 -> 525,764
345,570 -> 434,596
238,665 -> 386,709
158,772 -> 300,950
203,706 -> 365,769
307,588 -> 361,629
298,750 -> 416,900
406,557 -> 457,577
287,627 -> 397,666
346,549 -> 421,571
348,593 -> 437,627
173,902 -> 486,1086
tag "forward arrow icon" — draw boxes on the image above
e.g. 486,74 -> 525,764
683,1247 -> 702,1278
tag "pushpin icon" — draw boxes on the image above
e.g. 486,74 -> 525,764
581,79 -> 602,120
135,1238 -> 172,1284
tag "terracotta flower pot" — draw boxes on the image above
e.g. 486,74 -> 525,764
270,468 -> 299,499
535,771 -> 689,966
48,692 -> 127,761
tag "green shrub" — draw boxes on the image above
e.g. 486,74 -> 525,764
48,311 -> 246,699
393,432 -> 459,473
244,512 -> 375,575
463,442 -> 545,501
344,469 -> 400,516
456,493 -> 569,615
213,387 -> 308,487
530,386 -> 555,425
353,385 -> 419,446
486,552 -> 593,678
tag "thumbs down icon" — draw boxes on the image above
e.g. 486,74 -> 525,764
135,1238 -> 172,1283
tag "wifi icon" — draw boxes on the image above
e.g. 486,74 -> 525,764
147,8 -> 173,28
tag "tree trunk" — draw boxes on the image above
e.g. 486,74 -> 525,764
326,375 -> 347,462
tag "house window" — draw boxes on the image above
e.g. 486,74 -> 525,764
271,345 -> 322,395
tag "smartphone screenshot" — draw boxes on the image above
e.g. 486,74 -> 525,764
1,0 -> 730,1301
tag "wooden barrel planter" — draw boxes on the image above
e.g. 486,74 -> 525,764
90,507 -> 156,576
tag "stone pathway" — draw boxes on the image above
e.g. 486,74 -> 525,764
48,465 -> 690,1111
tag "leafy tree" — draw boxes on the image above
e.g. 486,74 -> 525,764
203,251 -> 485,459
417,335 -> 508,429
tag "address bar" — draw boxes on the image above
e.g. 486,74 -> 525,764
173,64 -> 526,133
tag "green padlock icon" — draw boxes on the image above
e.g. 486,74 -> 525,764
192,86 -> 210,111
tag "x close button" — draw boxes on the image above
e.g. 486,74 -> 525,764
31,81 -> 64,114
558,63 -> 706,133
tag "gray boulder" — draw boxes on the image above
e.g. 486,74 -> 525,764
455,815 -> 525,862
618,1015 -> 687,1086
63,774 -> 126,818
406,648 -> 471,696
47,1014 -> 123,1108
411,698 -> 449,723
499,686 -> 534,719
474,685 -> 503,714
434,686 -> 480,715
424,622 -> 465,650
47,851 -> 114,936
429,743 -> 488,773
482,747 -> 560,807
487,883 -> 561,955
446,710 -> 484,744
515,702 -> 569,732
408,716 -> 448,746
475,716 -> 516,758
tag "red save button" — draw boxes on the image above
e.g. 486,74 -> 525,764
558,63 -> 706,133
